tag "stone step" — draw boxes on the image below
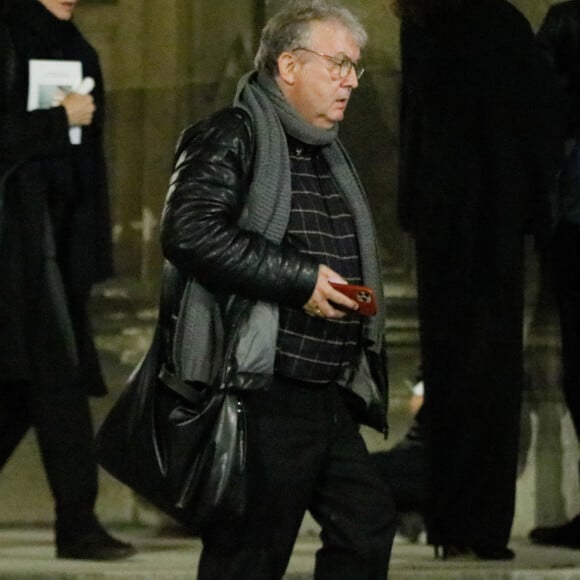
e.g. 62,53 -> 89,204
0,528 -> 580,579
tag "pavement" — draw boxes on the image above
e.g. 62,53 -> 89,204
2,527 -> 580,579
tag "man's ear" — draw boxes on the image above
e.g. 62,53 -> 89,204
277,52 -> 297,86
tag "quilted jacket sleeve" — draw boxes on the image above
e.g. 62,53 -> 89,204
160,107 -> 319,309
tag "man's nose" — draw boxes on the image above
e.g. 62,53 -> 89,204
342,67 -> 359,89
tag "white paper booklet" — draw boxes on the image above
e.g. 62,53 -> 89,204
27,59 -> 83,145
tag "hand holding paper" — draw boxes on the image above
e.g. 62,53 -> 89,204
61,91 -> 95,127
52,76 -> 95,105
49,76 -> 96,138
27,59 -> 96,143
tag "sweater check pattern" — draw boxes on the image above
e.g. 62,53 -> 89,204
275,137 -> 363,385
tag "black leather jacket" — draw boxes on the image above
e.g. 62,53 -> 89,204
538,0 -> 580,139
160,107 -> 390,433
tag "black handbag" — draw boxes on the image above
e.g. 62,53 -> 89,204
96,262 -> 247,532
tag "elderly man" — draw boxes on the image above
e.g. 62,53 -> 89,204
160,1 -> 396,578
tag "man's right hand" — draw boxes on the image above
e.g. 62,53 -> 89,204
61,92 -> 96,127
303,265 -> 359,319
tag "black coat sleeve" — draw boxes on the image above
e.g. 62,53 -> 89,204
160,107 -> 319,309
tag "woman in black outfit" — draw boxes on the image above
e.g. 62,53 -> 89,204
0,0 -> 134,560
394,0 -> 566,560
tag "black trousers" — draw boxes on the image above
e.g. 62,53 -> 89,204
415,224 -> 524,548
553,220 -> 580,442
198,379 -> 396,580
0,379 -> 98,538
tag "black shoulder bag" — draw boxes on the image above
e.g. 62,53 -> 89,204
96,262 -> 247,532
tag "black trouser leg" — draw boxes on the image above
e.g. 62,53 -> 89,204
198,381 -> 395,580
415,230 -> 524,548
0,380 -> 98,536
28,383 -> 98,538
311,390 -> 396,580
553,220 -> 580,441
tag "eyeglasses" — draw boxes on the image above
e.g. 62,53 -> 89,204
293,47 -> 365,80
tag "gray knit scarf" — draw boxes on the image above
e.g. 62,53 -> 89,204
234,71 -> 385,347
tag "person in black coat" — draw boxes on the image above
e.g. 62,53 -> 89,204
393,0 -> 566,560
529,0 -> 580,550
0,0 -> 134,560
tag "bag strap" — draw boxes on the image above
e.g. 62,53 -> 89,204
155,261 -> 212,405
156,260 -> 233,406
158,260 -> 183,375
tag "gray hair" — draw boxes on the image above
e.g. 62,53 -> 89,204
254,0 -> 368,76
